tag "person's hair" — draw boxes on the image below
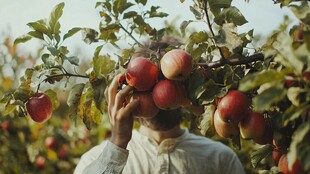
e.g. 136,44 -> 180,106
133,36 -> 184,58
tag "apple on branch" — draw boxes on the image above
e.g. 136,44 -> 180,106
160,49 -> 193,81
152,79 -> 189,110
213,109 -> 240,139
130,92 -> 159,118
126,57 -> 159,91
217,90 -> 250,123
26,92 -> 53,123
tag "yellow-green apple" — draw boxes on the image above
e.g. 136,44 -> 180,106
126,57 -> 159,91
217,90 -> 249,123
160,49 -> 193,81
26,92 -> 53,123
130,92 -> 159,118
213,109 -> 240,139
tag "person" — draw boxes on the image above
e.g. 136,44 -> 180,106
74,39 -> 246,174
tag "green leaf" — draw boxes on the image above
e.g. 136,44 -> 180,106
287,122 -> 310,171
14,35 -> 32,45
239,70 -> 284,92
287,87 -> 305,106
273,33 -> 305,72
82,28 -> 99,44
189,6 -> 202,20
189,31 -> 209,44
63,27 -> 82,40
188,69 -> 207,102
253,85 -> 287,112
199,79 -> 227,105
44,89 -> 59,110
199,105 -> 215,136
148,6 -> 168,18
289,2 -> 310,25
27,20 -> 48,34
65,56 -> 79,66
90,74 -> 107,112
208,0 -> 232,9
135,0 -> 147,5
191,43 -> 208,61
180,20 -> 193,36
67,83 -> 85,120
48,2 -> 65,34
27,31 -> 44,40
208,0 -> 232,17
93,55 -> 116,78
118,1 -> 134,14
214,6 -> 248,26
123,11 -> 138,19
215,23 -> 243,52
250,145 -> 274,168
283,104 -> 309,126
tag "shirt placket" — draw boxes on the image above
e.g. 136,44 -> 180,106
155,139 -> 177,174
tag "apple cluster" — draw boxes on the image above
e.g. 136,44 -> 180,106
213,90 -> 272,145
124,49 -> 194,118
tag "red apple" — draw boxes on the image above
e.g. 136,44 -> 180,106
160,49 -> 193,81
213,109 -> 240,139
217,90 -> 250,123
1,120 -> 10,131
297,30 -> 303,41
278,154 -> 303,174
58,144 -> 69,160
152,80 -> 186,110
302,72 -> 310,82
126,57 -> 159,91
253,126 -> 273,145
26,92 -> 53,123
130,92 -> 159,118
45,136 -> 56,149
36,156 -> 45,168
273,147 -> 282,165
240,111 -> 267,139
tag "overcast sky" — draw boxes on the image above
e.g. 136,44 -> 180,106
0,0 -> 299,58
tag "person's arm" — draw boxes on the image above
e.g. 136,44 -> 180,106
74,141 -> 129,174
74,74 -> 139,174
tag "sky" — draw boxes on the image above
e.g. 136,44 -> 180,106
0,0 -> 299,59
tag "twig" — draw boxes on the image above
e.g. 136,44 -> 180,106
203,2 -> 225,60
196,53 -> 266,68
119,23 -> 159,58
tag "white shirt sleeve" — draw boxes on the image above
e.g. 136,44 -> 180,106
74,140 -> 129,174
218,149 -> 246,174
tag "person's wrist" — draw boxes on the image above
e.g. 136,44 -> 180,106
110,136 -> 129,149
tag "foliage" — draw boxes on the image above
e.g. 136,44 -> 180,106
1,0 -> 310,173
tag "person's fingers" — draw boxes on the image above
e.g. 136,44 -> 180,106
119,99 -> 139,120
114,85 -> 134,109
107,74 -> 122,107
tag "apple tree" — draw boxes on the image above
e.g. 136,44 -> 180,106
1,0 -> 310,173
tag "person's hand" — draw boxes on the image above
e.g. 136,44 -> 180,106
104,74 -> 139,149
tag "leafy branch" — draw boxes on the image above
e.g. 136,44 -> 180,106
197,53 -> 266,68
203,1 -> 225,60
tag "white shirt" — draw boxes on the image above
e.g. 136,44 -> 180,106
74,129 -> 245,174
